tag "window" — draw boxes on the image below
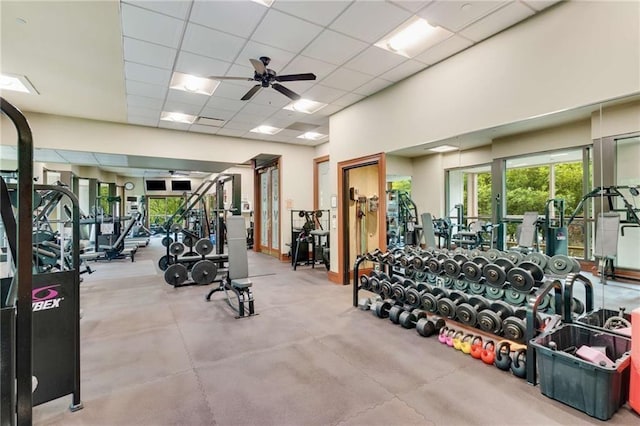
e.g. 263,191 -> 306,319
148,196 -> 184,230
447,165 -> 492,229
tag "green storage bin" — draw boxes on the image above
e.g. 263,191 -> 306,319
530,323 -> 631,420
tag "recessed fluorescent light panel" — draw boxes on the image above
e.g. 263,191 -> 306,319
283,99 -> 327,114
428,145 -> 459,153
169,72 -> 220,96
375,17 -> 452,58
0,73 -> 38,94
250,125 -> 282,135
297,132 -> 327,141
251,0 -> 274,7
160,111 -> 197,124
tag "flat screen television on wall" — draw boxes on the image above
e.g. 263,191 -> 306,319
171,180 -> 191,191
145,180 -> 166,191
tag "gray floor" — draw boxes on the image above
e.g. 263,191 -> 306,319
33,238 -> 640,425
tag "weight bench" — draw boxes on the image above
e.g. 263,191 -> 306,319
205,217 -> 256,318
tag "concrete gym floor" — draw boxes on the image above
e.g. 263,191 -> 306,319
33,238 -> 640,425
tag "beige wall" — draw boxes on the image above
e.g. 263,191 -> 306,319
591,101 -> 640,140
386,155 -> 413,178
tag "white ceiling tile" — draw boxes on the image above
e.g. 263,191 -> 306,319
281,55 -> 337,82
234,110 -> 273,122
281,80 -> 315,95
123,1 -> 191,19
190,0 -> 267,38
123,37 -> 177,69
127,94 -> 164,109
199,106 -> 237,120
205,96 -> 247,112
128,115 -> 160,127
303,84 -> 347,104
272,0 -> 352,26
127,105 -> 162,119
216,128 -> 247,137
380,59 -> 426,82
269,108 -> 309,123
302,30 -> 368,65
252,9 -> 323,53
125,61 -> 172,86
175,51 -> 231,77
329,1 -> 412,43
213,81 -> 257,100
163,100 -> 203,115
320,68 -> 372,92
460,2 -> 535,42
222,120 -> 256,131
414,35 -> 473,65
354,77 -> 394,96
241,102 -> 280,117
417,1 -> 508,32
126,80 -> 168,99
251,90 -> 292,108
121,3 -> 184,48
181,23 -> 247,63
223,63 -> 256,82
235,41 -> 296,72
344,46 -> 407,76
390,0 -> 434,13
166,89 -> 210,107
521,0 -> 561,12
332,92 -> 366,107
189,124 -> 221,135
159,121 -> 192,131
313,104 -> 344,117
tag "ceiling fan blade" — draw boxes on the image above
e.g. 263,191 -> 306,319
272,83 -> 301,101
249,58 -> 266,75
241,85 -> 262,101
275,73 -> 317,82
208,76 -> 254,81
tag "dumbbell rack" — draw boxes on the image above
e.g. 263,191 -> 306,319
352,247 -> 596,386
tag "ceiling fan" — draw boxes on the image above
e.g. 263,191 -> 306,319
209,56 -> 316,101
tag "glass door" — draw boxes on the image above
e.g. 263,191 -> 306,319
257,162 -> 280,257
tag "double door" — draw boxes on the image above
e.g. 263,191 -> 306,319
258,164 -> 280,257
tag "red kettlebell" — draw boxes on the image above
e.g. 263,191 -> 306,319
480,340 -> 495,365
470,336 -> 483,359
438,326 -> 449,344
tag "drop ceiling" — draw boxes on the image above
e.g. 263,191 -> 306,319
0,0 -> 559,148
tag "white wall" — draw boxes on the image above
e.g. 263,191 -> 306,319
591,101 -> 640,140
314,142 -> 329,158
386,154 -> 413,178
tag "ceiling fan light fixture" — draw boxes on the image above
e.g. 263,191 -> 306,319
170,72 -> 219,96
250,125 -> 282,135
283,99 -> 327,114
160,111 -> 197,124
375,17 -> 451,58
0,73 -> 38,94
297,131 -> 327,141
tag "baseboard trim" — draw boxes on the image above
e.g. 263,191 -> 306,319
328,271 -> 341,284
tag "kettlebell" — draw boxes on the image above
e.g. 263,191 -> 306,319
445,329 -> 456,347
438,326 -> 449,344
494,341 -> 512,371
510,348 -> 527,378
470,336 -> 483,359
452,331 -> 464,350
480,341 -> 495,365
460,334 -> 474,354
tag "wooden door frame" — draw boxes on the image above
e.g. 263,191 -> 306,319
313,155 -> 329,211
253,159 -> 282,258
334,153 -> 387,285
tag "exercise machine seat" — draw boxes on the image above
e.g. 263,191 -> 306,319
231,278 -> 252,289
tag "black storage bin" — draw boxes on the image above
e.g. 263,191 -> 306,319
577,308 -> 632,329
530,323 -> 631,420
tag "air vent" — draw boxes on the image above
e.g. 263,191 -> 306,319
285,122 -> 319,132
197,116 -> 226,127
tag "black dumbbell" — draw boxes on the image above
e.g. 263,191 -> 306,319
502,307 -> 544,343
507,261 -> 544,292
389,305 -> 406,324
416,316 -> 446,337
399,253 -> 415,269
404,286 -> 423,310
443,254 -> 468,279
462,256 -> 490,283
398,308 -> 427,329
391,278 -> 415,303
412,252 -> 432,271
455,295 -> 489,327
359,274 -> 371,291
421,286 -> 450,313
436,289 -> 468,319
482,258 -> 515,288
477,300 -> 515,335
365,248 -> 382,261
426,253 -> 448,275
373,299 -> 395,318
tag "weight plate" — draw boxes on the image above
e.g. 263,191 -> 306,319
359,274 -> 371,291
507,267 -> 535,292
443,258 -> 462,278
414,271 -> 427,281
426,274 -> 437,284
194,238 -> 213,255
170,223 -> 183,233
389,305 -> 404,324
381,281 -> 393,299
477,309 -> 502,335
405,288 -> 422,309
502,316 -> 526,342
399,311 -> 416,329
453,279 -> 469,291
571,258 -> 581,273
169,241 -> 185,256
416,318 -> 435,337
392,284 -> 407,303
469,249 -> 482,259
468,282 -> 485,295
456,303 -> 478,326
486,249 -> 501,261
374,300 -> 391,318
158,255 -> 171,271
538,293 -> 551,312
483,264 -> 507,288
421,293 -> 438,313
436,298 -> 457,319
502,251 -> 524,265
161,236 -> 174,247
548,254 -> 574,276
524,252 -> 548,270
370,277 -> 382,294
164,263 -> 188,286
462,260 -> 483,282
191,260 -> 217,285
484,286 -> 505,300
442,277 -> 454,289
504,289 -> 527,306
426,258 -> 442,274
